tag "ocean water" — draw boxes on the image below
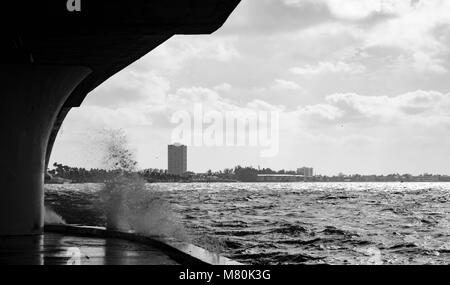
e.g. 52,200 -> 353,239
45,182 -> 450,265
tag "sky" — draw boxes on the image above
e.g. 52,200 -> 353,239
50,0 -> 450,175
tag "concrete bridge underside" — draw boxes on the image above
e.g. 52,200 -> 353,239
0,0 -> 240,236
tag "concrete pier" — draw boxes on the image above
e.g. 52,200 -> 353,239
0,225 -> 243,265
0,66 -> 90,236
0,233 -> 178,265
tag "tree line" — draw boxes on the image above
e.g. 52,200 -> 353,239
48,163 -> 450,183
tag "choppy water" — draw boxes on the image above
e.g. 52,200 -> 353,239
45,182 -> 450,265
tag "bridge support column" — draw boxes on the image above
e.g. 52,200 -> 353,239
0,65 -> 90,236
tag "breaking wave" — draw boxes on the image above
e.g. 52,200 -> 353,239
98,129 -> 187,240
44,206 -> 66,225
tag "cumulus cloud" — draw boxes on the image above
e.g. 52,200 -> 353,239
214,83 -> 233,92
282,0 -> 450,74
363,0 -> 450,73
297,104 -> 343,122
271,79 -> 305,90
322,0 -> 411,20
221,0 -> 332,35
284,0 -> 412,20
148,36 -> 241,72
85,70 -> 170,107
290,61 -> 366,75
246,99 -> 284,111
68,106 -> 153,129
297,90 -> 450,127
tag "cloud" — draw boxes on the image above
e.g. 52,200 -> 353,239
284,0 -> 412,20
290,61 -> 366,75
82,86 -> 450,135
271,79 -> 305,90
297,90 -> 450,127
246,99 -> 284,111
297,104 -> 343,122
148,36 -> 241,72
85,70 -> 170,107
323,0 -> 411,20
221,0 -> 333,35
281,0 -> 450,74
363,0 -> 450,73
214,83 -> 233,92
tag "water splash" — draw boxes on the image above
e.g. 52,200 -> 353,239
355,246 -> 383,265
99,128 -> 137,172
98,129 -> 187,240
44,206 -> 66,225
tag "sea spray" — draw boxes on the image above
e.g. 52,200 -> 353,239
98,129 -> 187,240
44,206 -> 66,225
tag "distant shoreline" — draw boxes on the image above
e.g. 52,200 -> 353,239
45,180 -> 450,185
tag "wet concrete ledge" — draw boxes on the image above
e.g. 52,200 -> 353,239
44,224 -> 243,266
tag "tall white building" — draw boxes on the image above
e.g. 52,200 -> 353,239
168,143 -> 187,175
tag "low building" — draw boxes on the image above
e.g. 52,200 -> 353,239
297,167 -> 314,177
257,174 -> 304,182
